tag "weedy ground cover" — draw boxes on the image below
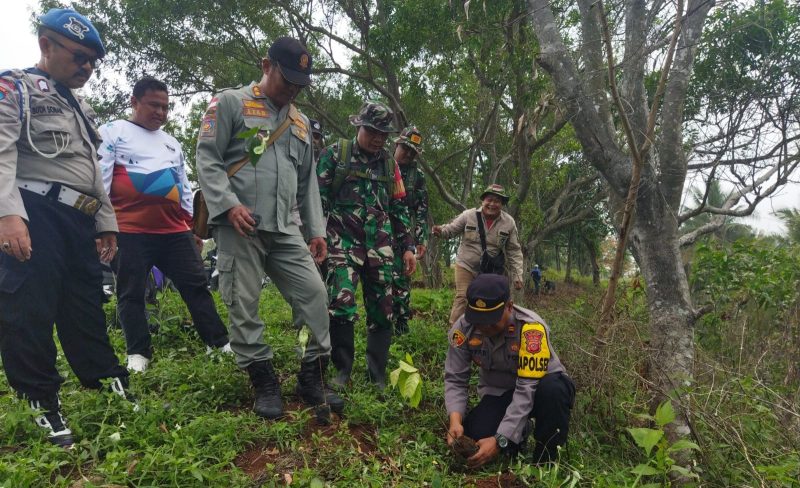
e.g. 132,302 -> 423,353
0,270 -> 798,486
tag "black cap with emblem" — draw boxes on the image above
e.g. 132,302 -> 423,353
309,118 -> 323,135
465,274 -> 510,325
268,37 -> 312,86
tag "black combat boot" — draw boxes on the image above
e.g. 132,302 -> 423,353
296,357 -> 345,414
246,360 -> 284,419
366,324 -> 393,389
394,315 -> 409,336
330,318 -> 355,388
29,394 -> 75,448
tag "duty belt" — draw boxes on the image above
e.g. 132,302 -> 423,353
17,178 -> 102,217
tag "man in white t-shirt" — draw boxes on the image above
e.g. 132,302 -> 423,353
98,77 -> 230,373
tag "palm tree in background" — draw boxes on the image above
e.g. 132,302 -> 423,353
775,208 -> 800,244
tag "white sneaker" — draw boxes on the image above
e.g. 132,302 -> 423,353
126,354 -> 150,373
207,342 -> 234,355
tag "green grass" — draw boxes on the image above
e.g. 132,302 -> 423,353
0,277 -> 798,487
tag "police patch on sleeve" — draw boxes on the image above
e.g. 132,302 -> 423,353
517,322 -> 550,379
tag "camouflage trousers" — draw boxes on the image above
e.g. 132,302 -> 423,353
326,246 -> 394,330
391,249 -> 412,322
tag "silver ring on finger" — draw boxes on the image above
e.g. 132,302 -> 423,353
1,242 -> 10,250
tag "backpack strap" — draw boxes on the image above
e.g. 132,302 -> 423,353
475,210 -> 489,253
330,137 -> 353,197
384,157 -> 395,198
330,139 -> 395,202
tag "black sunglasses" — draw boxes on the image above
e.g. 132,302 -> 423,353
46,36 -> 101,68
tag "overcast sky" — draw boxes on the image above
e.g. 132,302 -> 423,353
1,0 -> 794,235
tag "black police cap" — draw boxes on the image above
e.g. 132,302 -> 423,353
465,274 -> 510,325
268,37 -> 312,86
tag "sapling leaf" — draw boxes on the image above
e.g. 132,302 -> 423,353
627,427 -> 664,456
654,400 -> 676,428
235,126 -> 260,139
630,464 -> 660,476
297,326 -> 310,357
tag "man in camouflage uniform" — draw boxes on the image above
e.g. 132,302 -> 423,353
391,127 -> 429,335
317,101 -> 417,388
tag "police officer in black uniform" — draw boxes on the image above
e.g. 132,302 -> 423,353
445,273 -> 575,466
0,8 -> 134,448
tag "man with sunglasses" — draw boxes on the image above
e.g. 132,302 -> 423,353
196,37 -> 343,420
317,101 -> 417,389
0,8 -> 134,448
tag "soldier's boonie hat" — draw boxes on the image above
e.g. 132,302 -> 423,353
39,8 -> 106,58
480,184 -> 510,204
465,274 -> 510,325
309,118 -> 323,136
349,101 -> 398,133
394,126 -> 423,154
268,37 -> 312,86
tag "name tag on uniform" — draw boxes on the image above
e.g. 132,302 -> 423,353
242,99 -> 269,118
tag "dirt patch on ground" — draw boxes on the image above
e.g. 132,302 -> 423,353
473,472 -> 525,487
234,417 -> 380,482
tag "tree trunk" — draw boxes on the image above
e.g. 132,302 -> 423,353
583,236 -> 601,286
554,244 -> 561,271
630,195 -> 695,444
564,231 -> 574,284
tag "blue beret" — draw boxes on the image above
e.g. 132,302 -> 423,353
39,8 -> 106,58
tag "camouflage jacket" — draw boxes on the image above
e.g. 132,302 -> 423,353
398,163 -> 429,248
317,139 -> 414,255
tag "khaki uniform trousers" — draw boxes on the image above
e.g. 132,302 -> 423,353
214,226 -> 330,368
448,265 -> 477,325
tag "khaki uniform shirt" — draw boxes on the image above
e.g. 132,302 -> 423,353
444,305 -> 567,444
0,69 -> 117,232
438,208 -> 524,282
195,82 -> 324,239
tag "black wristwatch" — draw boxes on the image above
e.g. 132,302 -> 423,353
494,433 -> 509,450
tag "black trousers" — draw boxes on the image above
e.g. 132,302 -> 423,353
463,373 -> 575,463
0,190 -> 127,401
114,231 -> 228,358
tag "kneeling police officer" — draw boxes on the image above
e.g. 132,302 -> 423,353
445,273 -> 575,467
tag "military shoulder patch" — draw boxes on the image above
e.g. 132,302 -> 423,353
451,330 -> 466,348
517,322 -> 550,379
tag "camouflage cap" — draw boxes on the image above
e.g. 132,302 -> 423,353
394,126 -> 423,154
480,184 -> 510,204
348,101 -> 398,133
